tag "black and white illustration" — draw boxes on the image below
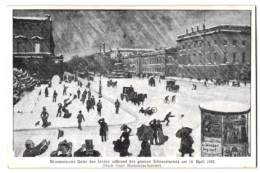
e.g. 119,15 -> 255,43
12,8 -> 254,162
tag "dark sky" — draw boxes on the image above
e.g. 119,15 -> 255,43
13,10 -> 251,61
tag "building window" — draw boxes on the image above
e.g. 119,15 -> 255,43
17,41 -> 26,52
208,41 -> 211,47
224,40 -> 227,46
242,52 -> 246,63
242,40 -> 246,46
183,45 -> 185,49
194,41 -> 197,48
224,52 -> 227,64
188,44 -> 191,49
34,43 -> 41,53
214,52 -> 217,63
233,52 -> 237,64
233,40 -> 237,46
214,40 -> 217,45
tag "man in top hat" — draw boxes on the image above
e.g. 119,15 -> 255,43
40,107 -> 51,128
23,139 -> 50,157
77,110 -> 85,131
45,86 -> 49,97
74,139 -> 101,157
77,88 -> 81,99
98,118 -> 108,142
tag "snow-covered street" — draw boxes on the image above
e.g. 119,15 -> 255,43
13,75 -> 250,157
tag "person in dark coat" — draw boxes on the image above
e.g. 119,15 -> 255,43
115,99 -> 120,114
138,140 -> 151,157
91,96 -> 95,109
88,89 -> 92,99
53,90 -> 57,102
97,100 -> 102,116
57,103 -> 62,117
98,118 -> 108,142
86,98 -> 92,112
50,140 -> 72,157
77,110 -> 85,131
160,112 -> 175,126
192,84 -> 197,90
23,139 -> 50,157
81,92 -> 86,105
40,107 -> 51,128
77,89 -> 81,99
74,140 -> 101,157
179,134 -> 194,157
149,119 -> 158,145
63,85 -> 68,95
45,87 -> 49,97
118,124 -> 132,157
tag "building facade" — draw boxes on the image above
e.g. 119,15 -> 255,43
176,24 -> 251,80
122,47 -> 178,76
13,15 -> 63,80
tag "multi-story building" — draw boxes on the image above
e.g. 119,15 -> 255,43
13,15 -> 63,80
176,24 -> 251,80
122,47 -> 178,76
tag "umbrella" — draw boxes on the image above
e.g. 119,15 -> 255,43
176,127 -> 193,138
136,124 -> 154,141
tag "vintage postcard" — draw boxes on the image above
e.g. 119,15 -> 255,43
7,5 -> 256,168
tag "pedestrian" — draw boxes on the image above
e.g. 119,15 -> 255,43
160,112 -> 175,126
74,140 -> 101,157
179,134 -> 194,157
23,139 -> 50,157
63,85 -> 68,95
164,95 -> 169,103
91,96 -> 95,109
77,111 -> 85,131
57,103 -> 62,117
98,118 -> 108,142
77,89 -> 81,99
40,107 -> 51,128
171,95 -> 176,103
97,100 -> 102,116
115,99 -> 120,114
53,90 -> 58,102
86,98 -> 92,112
88,89 -> 92,99
204,80 -> 207,87
192,84 -> 197,90
138,140 -> 151,157
149,119 -> 159,145
45,87 -> 49,97
50,140 -> 73,157
81,93 -> 86,105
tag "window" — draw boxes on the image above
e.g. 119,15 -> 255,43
242,52 -> 246,63
214,52 -> 217,63
242,40 -> 246,46
194,41 -> 197,48
233,52 -> 237,63
233,40 -> 237,46
199,42 -> 203,48
34,43 -> 41,53
208,41 -> 211,47
188,44 -> 191,49
224,40 -> 227,46
223,52 -> 227,63
183,45 -> 185,49
214,40 -> 217,45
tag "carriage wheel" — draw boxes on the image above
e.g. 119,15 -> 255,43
152,107 -> 157,113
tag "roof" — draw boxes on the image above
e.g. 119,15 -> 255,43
117,48 -> 155,52
199,101 -> 250,114
13,16 -> 50,21
177,24 -> 251,41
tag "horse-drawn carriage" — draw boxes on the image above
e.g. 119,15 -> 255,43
231,80 -> 240,87
120,87 -> 147,106
107,80 -> 117,88
166,80 -> 179,92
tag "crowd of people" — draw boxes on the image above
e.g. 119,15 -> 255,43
13,68 -> 39,104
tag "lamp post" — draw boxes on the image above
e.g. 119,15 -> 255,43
99,75 -> 102,98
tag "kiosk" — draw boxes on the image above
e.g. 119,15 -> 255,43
199,101 -> 250,157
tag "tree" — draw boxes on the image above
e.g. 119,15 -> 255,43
240,63 -> 251,81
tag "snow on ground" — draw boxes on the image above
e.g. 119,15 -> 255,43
13,75 -> 250,157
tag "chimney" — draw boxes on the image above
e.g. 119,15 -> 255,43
191,27 -> 194,33
203,24 -> 206,30
186,28 -> 188,34
197,25 -> 199,31
103,42 -> 105,53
